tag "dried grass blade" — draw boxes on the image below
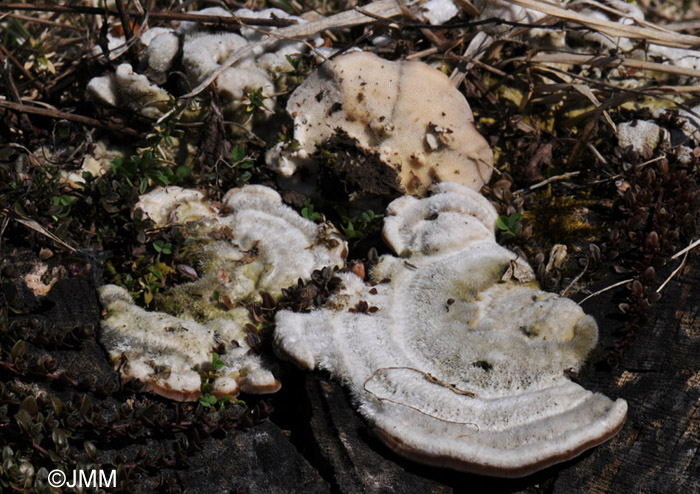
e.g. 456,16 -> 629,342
573,0 -> 675,35
517,52 -> 700,78
0,100 -> 140,137
0,208 -> 76,253
181,0 -> 402,99
501,0 -> 700,49
570,83 -> 616,132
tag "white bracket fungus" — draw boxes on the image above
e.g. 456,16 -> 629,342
267,52 -> 493,196
59,139 -> 128,188
415,0 -> 459,26
100,185 -> 346,401
87,7 -> 323,126
275,182 -> 628,477
87,63 -> 171,120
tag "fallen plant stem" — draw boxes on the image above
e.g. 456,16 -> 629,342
0,208 -> 77,253
578,278 -> 632,305
501,0 -> 700,48
114,0 -> 136,58
363,366 -> 480,428
0,100 -> 140,137
0,4 -> 298,28
181,0 -> 403,99
514,171 -> 581,195
670,237 -> 700,260
31,442 -> 49,456
510,52 -> 700,79
3,12 -> 86,31
0,43 -> 43,98
0,53 -> 32,129
588,156 -> 667,185
398,3 -> 448,50
560,259 -> 588,297
656,253 -> 688,294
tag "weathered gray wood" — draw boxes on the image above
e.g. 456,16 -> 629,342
2,248 -> 330,494
5,247 -> 698,493
304,374 -> 452,494
551,255 -> 700,493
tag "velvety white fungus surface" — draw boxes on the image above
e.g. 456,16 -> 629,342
100,185 -> 346,401
274,182 -> 628,477
87,7 -> 322,123
267,52 -> 494,196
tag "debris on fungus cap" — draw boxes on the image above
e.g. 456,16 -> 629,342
274,182 -> 628,477
267,51 -> 493,197
99,185 -> 347,401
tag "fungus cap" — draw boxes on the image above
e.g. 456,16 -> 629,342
274,182 -> 627,476
268,52 -> 493,196
100,185 -> 347,401
87,7 -> 322,126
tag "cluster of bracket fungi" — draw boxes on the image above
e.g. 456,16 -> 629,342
98,31 -> 628,478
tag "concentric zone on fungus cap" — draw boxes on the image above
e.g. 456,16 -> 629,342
274,182 -> 627,477
100,185 -> 346,401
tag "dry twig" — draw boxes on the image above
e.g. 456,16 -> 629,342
0,4 -> 299,28
181,0 -> 403,99
0,100 -> 140,137
502,0 -> 700,48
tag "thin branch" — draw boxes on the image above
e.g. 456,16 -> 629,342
0,100 -> 141,137
501,0 -> 700,49
0,208 -> 77,253
3,12 -> 86,31
578,278 -> 632,305
0,43 -> 45,96
587,155 -> 667,185
515,52 -> 700,79
0,4 -> 298,28
114,0 -> 135,47
560,259 -> 588,297
671,237 -> 700,260
656,253 -> 688,294
0,53 -> 32,129
514,171 -> 581,195
181,0 -> 403,99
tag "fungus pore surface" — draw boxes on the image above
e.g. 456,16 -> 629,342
266,52 -> 493,196
274,182 -> 628,477
99,185 -> 346,401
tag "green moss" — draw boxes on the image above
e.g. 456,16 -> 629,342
525,188 -> 602,246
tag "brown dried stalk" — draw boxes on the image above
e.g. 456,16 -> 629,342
0,3 -> 298,28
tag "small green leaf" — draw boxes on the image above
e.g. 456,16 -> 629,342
496,213 -> 523,236
57,124 -> 71,139
20,397 -> 38,416
211,353 -> 225,371
153,240 -> 172,255
10,340 -> 25,360
110,156 -> 123,171
200,394 -> 217,407
175,165 -> 190,182
301,199 -> 321,221
285,54 -> 300,71
235,171 -> 252,185
231,144 -> 246,163
246,87 -> 266,111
